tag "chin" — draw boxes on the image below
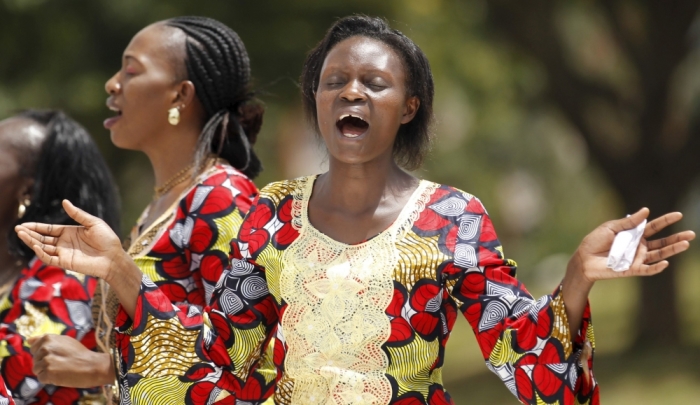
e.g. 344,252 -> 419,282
110,130 -> 139,151
328,152 -> 376,166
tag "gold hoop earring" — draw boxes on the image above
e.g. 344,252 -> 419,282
168,107 -> 181,126
17,198 -> 30,219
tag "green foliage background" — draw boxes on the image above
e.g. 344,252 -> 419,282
1,0 -> 699,402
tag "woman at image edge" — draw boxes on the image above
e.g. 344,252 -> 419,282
17,16 -> 695,405
22,16 -> 273,403
0,110 -> 120,404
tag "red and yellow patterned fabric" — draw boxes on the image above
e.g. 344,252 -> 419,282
115,176 -> 599,405
0,375 -> 15,405
112,163 -> 259,400
0,258 -> 101,404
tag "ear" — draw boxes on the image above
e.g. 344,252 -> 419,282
400,96 -> 420,124
170,80 -> 197,109
16,177 -> 34,202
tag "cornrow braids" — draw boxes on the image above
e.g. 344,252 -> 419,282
301,15 -> 435,171
166,16 -> 263,179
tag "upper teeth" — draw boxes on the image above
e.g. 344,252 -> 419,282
339,114 -> 359,121
108,106 -> 120,112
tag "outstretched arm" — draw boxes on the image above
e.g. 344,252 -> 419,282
15,199 -> 143,318
561,208 -> 694,338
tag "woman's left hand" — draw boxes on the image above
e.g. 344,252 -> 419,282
28,334 -> 115,388
569,208 -> 695,284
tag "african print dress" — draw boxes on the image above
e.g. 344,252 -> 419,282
0,258 -> 101,404
106,163 -> 259,401
114,176 -> 600,405
0,375 -> 15,405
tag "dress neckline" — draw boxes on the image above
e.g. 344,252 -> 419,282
295,174 -> 435,248
127,161 -> 229,257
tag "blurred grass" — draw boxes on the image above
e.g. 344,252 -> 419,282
442,252 -> 700,403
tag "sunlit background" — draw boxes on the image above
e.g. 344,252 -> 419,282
2,0 -> 700,403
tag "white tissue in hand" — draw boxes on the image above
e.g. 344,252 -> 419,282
606,219 -> 646,271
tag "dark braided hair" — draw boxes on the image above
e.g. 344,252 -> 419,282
165,16 -> 263,179
8,110 -> 121,260
301,15 -> 435,171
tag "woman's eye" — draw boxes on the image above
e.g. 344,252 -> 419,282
368,83 -> 386,90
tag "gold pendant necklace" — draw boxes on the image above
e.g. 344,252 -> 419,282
153,162 -> 195,200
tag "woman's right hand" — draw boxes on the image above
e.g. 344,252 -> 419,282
15,200 -> 124,282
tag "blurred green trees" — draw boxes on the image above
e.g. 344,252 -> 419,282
485,0 -> 700,350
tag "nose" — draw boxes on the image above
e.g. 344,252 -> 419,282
340,80 -> 366,103
105,72 -> 121,95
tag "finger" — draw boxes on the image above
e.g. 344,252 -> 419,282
17,231 -> 60,258
29,335 -> 48,357
644,212 -> 683,238
62,200 -> 102,228
630,260 -> 669,277
16,231 -> 58,258
17,227 -> 59,247
16,230 -> 42,249
645,241 -> 690,263
28,242 -> 59,267
33,360 -> 45,381
647,231 -> 696,250
35,367 -> 52,386
606,208 -> 650,233
16,222 -> 69,237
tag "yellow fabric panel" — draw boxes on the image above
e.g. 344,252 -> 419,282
251,179 -> 298,305
258,180 -> 297,207
394,231 -> 449,291
258,337 -> 278,385
385,335 -> 440,398
0,296 -> 11,313
0,343 -> 10,358
134,256 -> 166,283
227,323 -> 266,379
430,367 -> 443,386
488,332 -> 525,367
129,375 -> 192,405
128,313 -> 201,379
255,245 -> 283,304
550,292 -> 573,357
213,212 -> 239,254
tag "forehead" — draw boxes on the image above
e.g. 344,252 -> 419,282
125,23 -> 186,69
0,118 -> 46,151
321,36 -> 406,78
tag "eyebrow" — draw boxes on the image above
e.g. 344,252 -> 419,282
123,54 -> 143,66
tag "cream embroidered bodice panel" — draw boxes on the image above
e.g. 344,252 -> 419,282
279,176 -> 437,405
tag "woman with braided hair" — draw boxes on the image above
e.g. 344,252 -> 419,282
25,16 -> 273,403
0,110 -> 120,404
16,14 -> 696,405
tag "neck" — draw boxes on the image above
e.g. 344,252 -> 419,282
317,154 -> 417,215
144,125 -> 200,188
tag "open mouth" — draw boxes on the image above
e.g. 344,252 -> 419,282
104,105 -> 123,129
108,105 -> 122,116
336,114 -> 369,138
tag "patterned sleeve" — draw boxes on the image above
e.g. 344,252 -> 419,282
155,170 -> 259,308
443,195 -> 599,405
0,375 -> 15,405
0,259 -> 99,403
114,191 -> 279,405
